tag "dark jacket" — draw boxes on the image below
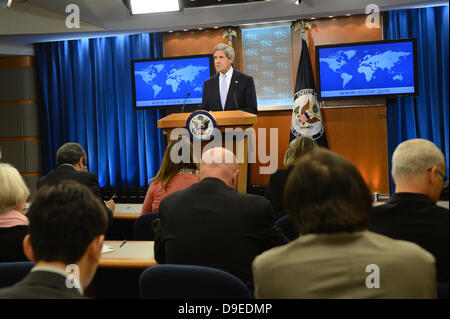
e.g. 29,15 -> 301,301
0,270 -> 86,299
0,225 -> 28,262
201,69 -> 258,115
369,192 -> 449,283
264,168 -> 293,220
37,164 -> 113,228
154,177 -> 287,290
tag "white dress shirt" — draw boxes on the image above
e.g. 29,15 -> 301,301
219,67 -> 233,101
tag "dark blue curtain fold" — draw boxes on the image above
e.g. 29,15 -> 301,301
35,33 -> 166,188
384,5 -> 449,193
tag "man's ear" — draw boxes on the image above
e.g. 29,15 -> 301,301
428,166 -> 440,185
23,234 -> 36,262
88,235 -> 104,263
73,158 -> 83,171
232,169 -> 240,189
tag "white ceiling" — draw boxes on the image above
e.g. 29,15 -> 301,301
0,0 -> 446,54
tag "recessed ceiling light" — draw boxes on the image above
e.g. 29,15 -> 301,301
310,17 -> 316,20
168,30 -> 173,33
346,13 -> 351,16
128,0 -> 180,14
183,29 -> 188,31
213,26 -> 219,29
328,15 -> 334,18
198,27 -> 203,30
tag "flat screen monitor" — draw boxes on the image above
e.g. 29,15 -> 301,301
316,38 -> 418,99
131,54 -> 214,109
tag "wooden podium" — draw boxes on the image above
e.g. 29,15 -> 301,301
158,110 -> 257,193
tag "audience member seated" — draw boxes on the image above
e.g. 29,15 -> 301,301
264,136 -> 318,220
154,147 -> 287,292
37,142 -> 114,229
141,136 -> 199,214
0,181 -> 108,299
369,139 -> 449,283
252,149 -> 436,298
0,163 -> 30,262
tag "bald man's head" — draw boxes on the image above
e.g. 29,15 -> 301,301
392,138 -> 446,202
200,147 -> 239,188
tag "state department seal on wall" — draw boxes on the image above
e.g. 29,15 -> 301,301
291,88 -> 325,141
186,110 -> 217,141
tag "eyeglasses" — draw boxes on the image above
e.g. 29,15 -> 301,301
437,170 -> 448,188
429,167 -> 449,188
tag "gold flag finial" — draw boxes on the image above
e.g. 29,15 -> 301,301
223,28 -> 238,46
294,20 -> 312,33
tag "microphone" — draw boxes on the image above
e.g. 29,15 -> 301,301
234,92 -> 239,111
181,92 -> 190,113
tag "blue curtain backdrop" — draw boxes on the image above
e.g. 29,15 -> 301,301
384,5 -> 449,193
35,33 -> 166,188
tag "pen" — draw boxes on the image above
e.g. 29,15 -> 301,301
120,239 -> 127,248
109,193 -> 117,201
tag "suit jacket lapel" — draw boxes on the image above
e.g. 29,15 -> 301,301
212,73 -> 221,107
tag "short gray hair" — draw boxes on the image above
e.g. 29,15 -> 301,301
56,142 -> 87,166
213,43 -> 235,60
0,163 -> 30,212
392,139 -> 445,181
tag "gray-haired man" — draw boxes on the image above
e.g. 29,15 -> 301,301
369,138 -> 448,283
201,43 -> 258,115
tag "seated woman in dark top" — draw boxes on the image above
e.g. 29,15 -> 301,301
264,136 -> 318,220
0,163 -> 30,262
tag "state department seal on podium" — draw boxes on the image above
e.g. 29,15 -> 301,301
186,110 -> 217,141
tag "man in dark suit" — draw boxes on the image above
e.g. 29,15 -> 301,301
369,139 -> 449,283
201,43 -> 258,115
154,147 -> 287,291
37,142 -> 115,228
0,181 -> 108,298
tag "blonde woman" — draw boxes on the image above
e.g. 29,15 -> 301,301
141,136 -> 199,214
0,163 -> 30,262
264,136 -> 318,220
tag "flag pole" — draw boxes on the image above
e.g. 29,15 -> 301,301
289,20 -> 329,148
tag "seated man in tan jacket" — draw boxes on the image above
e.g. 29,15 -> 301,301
252,149 -> 436,299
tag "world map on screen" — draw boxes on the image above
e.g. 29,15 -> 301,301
318,42 -> 415,97
134,57 -> 211,106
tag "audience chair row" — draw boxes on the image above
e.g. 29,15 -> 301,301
0,261 -> 253,299
0,261 -> 447,299
133,212 -> 299,243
